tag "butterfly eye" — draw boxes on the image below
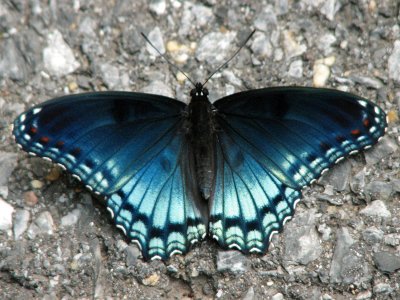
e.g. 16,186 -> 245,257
190,89 -> 196,97
203,88 -> 209,96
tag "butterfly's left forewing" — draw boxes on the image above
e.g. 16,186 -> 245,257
13,92 -> 206,260
209,87 -> 387,253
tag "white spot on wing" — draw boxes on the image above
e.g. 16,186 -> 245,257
349,150 -> 358,155
228,243 -> 241,250
357,99 -> 367,107
32,108 -> 42,114
72,174 -> 81,181
249,247 -> 262,253
269,230 -> 278,242
57,163 -> 67,170
132,239 -> 142,250
335,157 -> 344,164
107,207 -> 114,219
293,198 -> 301,209
321,168 -> 329,175
170,249 -> 182,257
283,216 -> 292,225
116,224 -> 127,235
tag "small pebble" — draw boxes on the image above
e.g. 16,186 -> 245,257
149,0 -> 166,16
355,290 -> 372,300
142,273 -> 160,286
166,40 -> 191,64
242,287 -> 255,300
24,191 -> 38,206
288,60 -> 303,78
359,200 -> 391,219
68,81 -> 78,92
271,293 -> 284,300
43,30 -> 80,77
176,71 -> 187,83
61,208 -> 82,227
313,61 -> 330,87
0,198 -> 14,231
13,209 -> 30,239
46,166 -> 62,181
387,110 -> 398,123
31,179 -> 44,189
146,27 -> 165,56
388,40 -> 400,83
283,30 -> 307,59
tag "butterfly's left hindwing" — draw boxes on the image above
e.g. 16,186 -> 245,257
210,87 -> 387,253
13,92 -> 206,260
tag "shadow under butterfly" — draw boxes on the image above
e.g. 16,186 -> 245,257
12,30 -> 387,260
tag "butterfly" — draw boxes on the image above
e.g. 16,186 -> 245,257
12,81 -> 387,260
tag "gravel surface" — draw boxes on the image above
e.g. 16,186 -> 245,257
1,1 -> 400,299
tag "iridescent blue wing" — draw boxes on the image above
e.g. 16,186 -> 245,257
13,92 -> 206,260
209,87 -> 387,253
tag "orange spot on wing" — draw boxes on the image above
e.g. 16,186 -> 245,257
351,129 -> 361,136
56,141 -> 65,148
29,126 -> 37,134
39,136 -> 49,143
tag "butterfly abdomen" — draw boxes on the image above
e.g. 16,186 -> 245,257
187,94 -> 216,201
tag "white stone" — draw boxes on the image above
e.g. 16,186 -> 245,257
272,293 -> 284,300
0,198 -> 14,231
283,30 -> 307,59
360,200 -> 391,219
61,208 -> 82,227
13,209 -> 30,239
388,40 -> 400,83
149,0 -> 166,15
43,30 -> 80,77
288,60 -> 303,78
313,61 -> 330,87
146,27 -> 165,57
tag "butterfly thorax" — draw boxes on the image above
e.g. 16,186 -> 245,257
187,84 -> 216,201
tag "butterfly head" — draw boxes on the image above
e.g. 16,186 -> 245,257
190,82 -> 209,98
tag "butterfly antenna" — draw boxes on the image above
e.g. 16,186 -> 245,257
202,29 -> 256,87
141,32 -> 196,87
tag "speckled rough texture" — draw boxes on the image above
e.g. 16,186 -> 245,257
0,1 -> 399,299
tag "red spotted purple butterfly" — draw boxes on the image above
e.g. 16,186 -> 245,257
12,31 -> 387,260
